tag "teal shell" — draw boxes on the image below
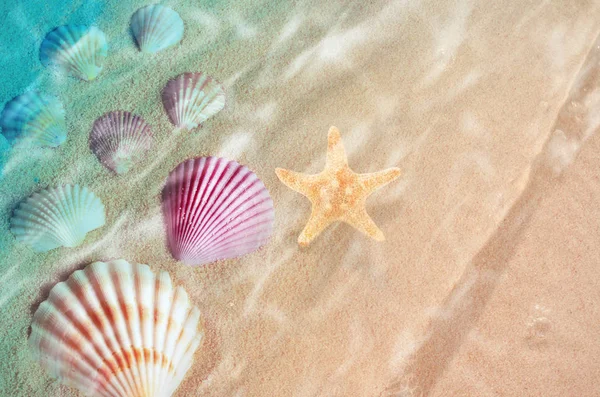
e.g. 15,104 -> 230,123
10,184 -> 106,252
131,5 -> 184,53
40,25 -> 108,81
0,91 -> 67,147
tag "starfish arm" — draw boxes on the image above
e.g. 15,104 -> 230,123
342,208 -> 385,241
297,209 -> 335,246
359,167 -> 402,194
326,126 -> 349,169
275,168 -> 319,196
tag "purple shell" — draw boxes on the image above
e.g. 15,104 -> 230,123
162,157 -> 274,266
161,72 -> 225,131
89,111 -> 153,174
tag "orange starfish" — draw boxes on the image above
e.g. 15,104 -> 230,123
276,126 -> 402,246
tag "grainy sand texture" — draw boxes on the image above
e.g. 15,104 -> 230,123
1,0 -> 600,396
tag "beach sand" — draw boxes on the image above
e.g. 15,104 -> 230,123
1,0 -> 600,396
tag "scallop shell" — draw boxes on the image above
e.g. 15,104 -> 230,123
40,25 -> 108,81
162,72 -> 225,131
131,5 -> 184,53
29,259 -> 203,397
162,156 -> 274,266
10,184 -> 105,252
0,91 -> 67,147
90,111 -> 153,174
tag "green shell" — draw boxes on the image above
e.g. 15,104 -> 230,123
0,91 -> 67,147
40,25 -> 108,81
10,184 -> 106,252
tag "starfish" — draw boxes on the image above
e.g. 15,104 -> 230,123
276,126 -> 402,246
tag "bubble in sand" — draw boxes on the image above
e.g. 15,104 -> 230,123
525,304 -> 553,349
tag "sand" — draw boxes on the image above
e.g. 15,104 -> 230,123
1,0 -> 600,396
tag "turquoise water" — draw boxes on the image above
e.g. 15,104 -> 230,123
0,1 -> 301,395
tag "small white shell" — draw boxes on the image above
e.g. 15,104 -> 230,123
90,111 -> 153,174
162,72 -> 226,131
10,184 -> 105,252
131,5 -> 184,53
0,91 -> 67,147
29,259 -> 203,397
40,25 -> 108,81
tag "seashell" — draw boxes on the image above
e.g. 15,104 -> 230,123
162,72 -> 225,131
162,156 -> 274,266
0,91 -> 67,147
90,111 -> 153,174
40,25 -> 108,81
10,184 -> 105,252
29,259 -> 203,397
131,5 -> 184,53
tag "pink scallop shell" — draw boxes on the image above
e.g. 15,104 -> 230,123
161,72 -> 225,131
162,157 -> 274,266
89,111 -> 153,174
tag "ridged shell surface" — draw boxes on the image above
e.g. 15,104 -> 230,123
162,72 -> 225,131
131,5 -> 184,53
162,157 -> 274,266
40,25 -> 108,81
10,184 -> 105,252
29,259 -> 203,397
90,111 -> 153,174
0,91 -> 67,147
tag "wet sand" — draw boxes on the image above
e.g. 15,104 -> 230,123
1,0 -> 599,396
